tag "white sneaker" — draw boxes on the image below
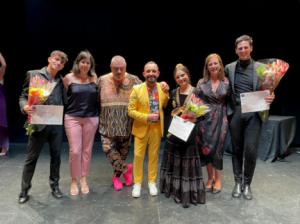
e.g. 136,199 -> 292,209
148,182 -> 158,196
132,184 -> 141,198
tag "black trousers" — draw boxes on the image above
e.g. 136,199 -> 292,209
229,107 -> 262,185
21,125 -> 63,192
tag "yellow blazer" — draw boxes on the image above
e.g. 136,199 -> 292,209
128,82 -> 169,139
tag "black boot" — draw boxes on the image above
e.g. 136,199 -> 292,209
51,185 -> 63,199
50,178 -> 63,199
18,190 -> 29,204
232,182 -> 242,198
242,184 -> 252,200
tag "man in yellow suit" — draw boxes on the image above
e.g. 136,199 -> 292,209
128,61 -> 169,198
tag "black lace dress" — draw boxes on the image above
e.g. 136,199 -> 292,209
159,88 -> 206,208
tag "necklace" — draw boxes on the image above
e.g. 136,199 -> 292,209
211,80 -> 220,93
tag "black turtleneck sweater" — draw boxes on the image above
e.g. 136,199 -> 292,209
234,59 -> 254,104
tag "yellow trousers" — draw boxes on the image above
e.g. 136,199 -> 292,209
133,125 -> 162,184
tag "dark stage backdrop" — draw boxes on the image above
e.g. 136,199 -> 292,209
1,0 -> 300,144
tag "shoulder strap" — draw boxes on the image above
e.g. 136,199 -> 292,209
175,86 -> 194,107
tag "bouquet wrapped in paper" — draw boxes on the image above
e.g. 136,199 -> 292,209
257,58 -> 289,92
256,58 -> 289,121
171,94 -> 210,121
168,93 -> 210,141
25,75 -> 56,135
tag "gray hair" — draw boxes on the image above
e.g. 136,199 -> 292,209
111,55 -> 127,67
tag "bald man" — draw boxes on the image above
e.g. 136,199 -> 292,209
98,55 -> 142,191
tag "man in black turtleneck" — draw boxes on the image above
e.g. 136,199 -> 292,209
225,35 -> 274,200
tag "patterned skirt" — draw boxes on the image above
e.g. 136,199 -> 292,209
159,135 -> 206,207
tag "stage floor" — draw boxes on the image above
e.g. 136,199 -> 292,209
1,142 -> 300,224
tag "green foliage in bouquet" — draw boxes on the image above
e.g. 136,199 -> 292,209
24,120 -> 37,136
185,102 -> 210,118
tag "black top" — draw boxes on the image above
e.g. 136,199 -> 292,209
65,83 -> 99,117
234,59 -> 254,104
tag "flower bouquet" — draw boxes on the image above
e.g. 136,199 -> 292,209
256,58 -> 289,121
171,94 -> 210,121
25,75 -> 54,135
168,94 -> 209,141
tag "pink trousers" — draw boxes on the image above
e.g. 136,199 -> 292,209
64,115 -> 99,179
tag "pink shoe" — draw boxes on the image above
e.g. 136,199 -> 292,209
0,148 -> 9,157
123,163 -> 133,186
112,176 -> 123,191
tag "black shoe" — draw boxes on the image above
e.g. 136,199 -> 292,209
242,185 -> 252,200
51,187 -> 63,199
18,191 -> 29,204
232,183 -> 242,198
182,204 -> 190,208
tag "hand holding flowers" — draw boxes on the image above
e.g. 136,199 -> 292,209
171,94 -> 210,122
25,75 -> 55,135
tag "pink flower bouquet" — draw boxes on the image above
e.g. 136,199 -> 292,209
256,58 -> 289,121
257,58 -> 289,93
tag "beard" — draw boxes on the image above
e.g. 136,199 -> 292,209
146,76 -> 157,85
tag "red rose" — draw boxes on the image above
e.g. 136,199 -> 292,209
202,147 -> 210,155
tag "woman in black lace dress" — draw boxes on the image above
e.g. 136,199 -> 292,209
160,63 -> 205,208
